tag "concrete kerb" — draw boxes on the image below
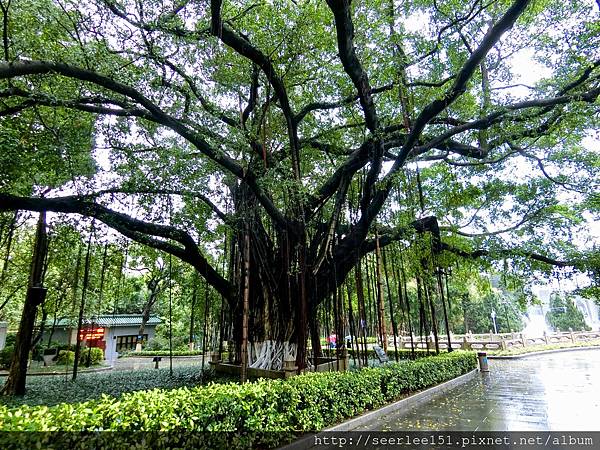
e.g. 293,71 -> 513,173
280,368 -> 478,450
488,345 -> 600,360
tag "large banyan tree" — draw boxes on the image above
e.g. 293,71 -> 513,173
0,0 -> 599,373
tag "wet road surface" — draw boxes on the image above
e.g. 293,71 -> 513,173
352,349 -> 600,431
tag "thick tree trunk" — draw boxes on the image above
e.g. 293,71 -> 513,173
2,212 -> 48,396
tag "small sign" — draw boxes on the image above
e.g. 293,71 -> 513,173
373,345 -> 389,363
79,327 -> 105,340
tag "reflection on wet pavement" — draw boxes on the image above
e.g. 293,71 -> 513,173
353,349 -> 600,431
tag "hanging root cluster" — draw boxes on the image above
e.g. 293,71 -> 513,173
248,341 -> 297,370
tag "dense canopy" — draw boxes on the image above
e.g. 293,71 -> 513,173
0,0 -> 598,374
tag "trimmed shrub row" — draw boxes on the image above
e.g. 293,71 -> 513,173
57,348 -> 104,366
0,351 -> 476,448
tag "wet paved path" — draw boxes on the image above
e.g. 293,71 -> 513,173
353,349 -> 600,431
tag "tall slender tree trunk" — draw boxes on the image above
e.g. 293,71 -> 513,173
397,249 -> 415,356
346,281 -> 360,368
309,306 -> 322,359
382,245 -> 398,361
0,211 -> 17,283
240,231 -> 250,382
138,279 -> 162,338
354,263 -> 368,366
437,269 -> 453,352
2,212 -> 48,396
72,228 -> 94,381
201,278 -> 210,372
425,281 -> 440,354
189,280 -> 198,347
375,233 -> 387,351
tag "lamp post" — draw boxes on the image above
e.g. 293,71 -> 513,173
491,309 -> 498,334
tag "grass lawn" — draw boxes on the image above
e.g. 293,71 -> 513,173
489,338 -> 600,356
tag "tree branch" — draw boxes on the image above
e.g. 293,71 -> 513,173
0,193 -> 233,300
209,3 -> 301,181
0,59 -> 289,230
93,189 -> 231,224
326,0 -> 379,132
440,242 -> 574,268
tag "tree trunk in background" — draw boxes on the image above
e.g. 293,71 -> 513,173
138,278 -> 162,338
309,306 -> 322,359
240,231 -> 250,383
354,264 -> 368,366
72,229 -> 94,381
189,281 -> 198,347
375,233 -> 388,351
1,212 -> 48,396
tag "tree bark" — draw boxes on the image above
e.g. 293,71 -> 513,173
138,277 -> 162,338
2,212 -> 48,396
72,228 -> 94,381
189,280 -> 198,346
240,231 -> 250,383
375,233 -> 388,351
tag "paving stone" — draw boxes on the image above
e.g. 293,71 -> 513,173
352,349 -> 600,431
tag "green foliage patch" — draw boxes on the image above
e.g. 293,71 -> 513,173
0,346 -> 14,370
546,295 -> 591,332
0,352 -> 476,448
490,339 -> 600,356
0,366 -> 231,408
120,350 -> 204,358
56,348 -> 104,366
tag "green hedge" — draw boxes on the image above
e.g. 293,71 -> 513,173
0,351 -> 476,448
56,348 -> 103,366
0,345 -> 13,369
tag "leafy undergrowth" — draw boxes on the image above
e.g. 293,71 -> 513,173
0,351 -> 476,449
489,339 -> 600,356
119,350 -> 205,357
0,366 -> 236,408
0,363 -> 108,375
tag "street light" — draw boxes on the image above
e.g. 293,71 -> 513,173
491,309 -> 498,334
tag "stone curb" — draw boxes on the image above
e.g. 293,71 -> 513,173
280,369 -> 478,450
488,345 -> 600,360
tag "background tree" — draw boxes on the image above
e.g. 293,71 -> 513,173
546,293 -> 591,332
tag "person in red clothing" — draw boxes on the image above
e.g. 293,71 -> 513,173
326,333 -> 337,349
